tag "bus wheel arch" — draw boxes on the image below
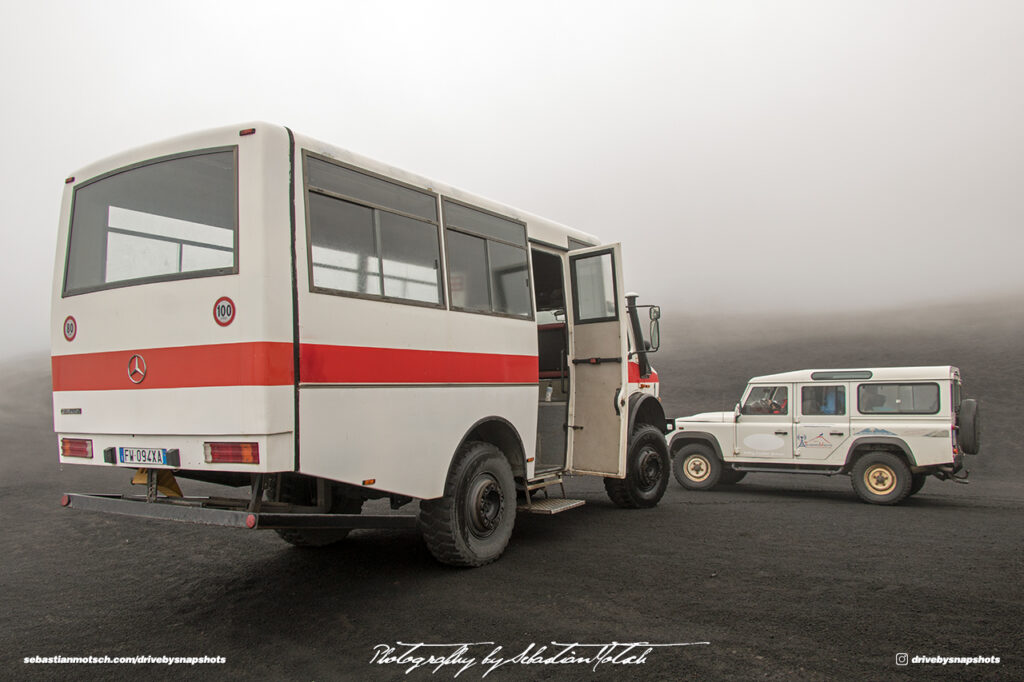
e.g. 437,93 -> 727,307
628,393 -> 667,435
458,416 -> 527,480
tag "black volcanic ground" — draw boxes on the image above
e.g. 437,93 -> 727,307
2,299 -> 1021,680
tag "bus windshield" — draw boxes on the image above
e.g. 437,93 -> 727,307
63,148 -> 237,296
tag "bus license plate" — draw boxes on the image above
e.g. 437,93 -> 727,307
119,447 -> 168,465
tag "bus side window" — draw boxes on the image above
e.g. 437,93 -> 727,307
304,153 -> 443,306
443,199 -> 531,318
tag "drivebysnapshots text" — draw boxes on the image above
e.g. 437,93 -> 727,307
896,652 -> 1000,666
369,640 -> 710,677
23,655 -> 225,666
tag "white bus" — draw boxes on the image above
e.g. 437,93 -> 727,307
52,123 -> 668,566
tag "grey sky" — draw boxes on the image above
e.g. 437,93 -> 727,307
2,0 -> 1022,356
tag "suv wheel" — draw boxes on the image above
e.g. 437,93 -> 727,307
673,443 -> 722,490
850,451 -> 912,505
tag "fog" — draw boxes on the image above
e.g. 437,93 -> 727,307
2,0 -> 1022,356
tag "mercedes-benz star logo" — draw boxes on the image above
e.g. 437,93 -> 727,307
127,354 -> 147,384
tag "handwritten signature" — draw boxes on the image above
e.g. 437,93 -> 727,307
370,641 -> 710,677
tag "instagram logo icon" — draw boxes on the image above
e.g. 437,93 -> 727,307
896,653 -> 909,666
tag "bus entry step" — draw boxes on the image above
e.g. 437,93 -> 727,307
517,498 -> 585,515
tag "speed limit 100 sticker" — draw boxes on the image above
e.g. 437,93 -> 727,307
213,297 -> 236,326
63,316 -> 77,341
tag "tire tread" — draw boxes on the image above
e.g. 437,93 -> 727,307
418,441 -> 514,567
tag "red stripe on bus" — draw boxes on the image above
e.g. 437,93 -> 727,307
51,343 -> 538,390
300,344 -> 538,384
628,363 -> 659,383
51,342 -> 294,391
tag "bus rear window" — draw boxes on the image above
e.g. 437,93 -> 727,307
63,148 -> 237,296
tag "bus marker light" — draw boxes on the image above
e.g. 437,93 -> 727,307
61,495 -> 71,507
65,176 -> 75,184
61,438 -> 93,459
204,442 -> 259,464
239,128 -> 256,136
363,479 -> 376,486
245,514 -> 257,529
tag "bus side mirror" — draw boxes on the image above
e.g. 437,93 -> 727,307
648,318 -> 660,352
649,306 -> 661,321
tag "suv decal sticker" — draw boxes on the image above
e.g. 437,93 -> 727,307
797,433 -> 832,448
854,427 -> 897,436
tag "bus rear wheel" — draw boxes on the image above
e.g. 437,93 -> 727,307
273,475 -> 364,547
604,424 -> 670,509
419,441 -> 516,567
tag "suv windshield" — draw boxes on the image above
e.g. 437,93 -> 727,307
63,148 -> 237,296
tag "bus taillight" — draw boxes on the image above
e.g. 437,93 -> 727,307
61,438 -> 93,459
204,442 -> 260,464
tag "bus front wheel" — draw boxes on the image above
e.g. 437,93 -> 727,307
604,424 -> 670,509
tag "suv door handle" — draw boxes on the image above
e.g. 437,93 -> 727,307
830,431 -> 844,436
775,431 -> 788,435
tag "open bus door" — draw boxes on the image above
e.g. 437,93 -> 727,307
565,244 -> 628,477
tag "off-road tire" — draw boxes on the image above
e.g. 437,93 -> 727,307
850,451 -> 912,505
604,424 -> 670,509
719,469 -> 747,485
274,475 -> 364,547
908,473 -> 928,496
418,441 -> 516,567
673,442 -> 722,490
958,399 -> 981,455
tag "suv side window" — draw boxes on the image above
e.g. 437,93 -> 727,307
801,385 -> 846,415
741,386 -> 789,415
857,383 -> 940,414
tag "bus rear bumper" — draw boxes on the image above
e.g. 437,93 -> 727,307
59,492 -> 417,530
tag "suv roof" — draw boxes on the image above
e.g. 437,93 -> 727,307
749,366 -> 959,384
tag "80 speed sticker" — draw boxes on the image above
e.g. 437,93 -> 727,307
63,316 -> 77,341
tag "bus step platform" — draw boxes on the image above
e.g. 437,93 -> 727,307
526,474 -> 564,491
517,498 -> 585,515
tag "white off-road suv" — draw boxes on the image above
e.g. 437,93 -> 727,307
668,367 -> 980,504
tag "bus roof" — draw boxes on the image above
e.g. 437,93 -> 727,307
291,127 -> 602,250
68,122 -> 603,252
